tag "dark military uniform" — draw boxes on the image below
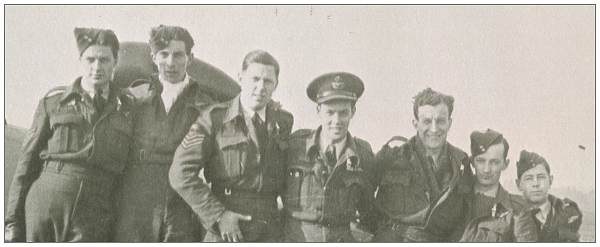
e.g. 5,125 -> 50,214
283,127 -> 376,242
113,75 -> 214,242
5,78 -> 133,242
533,194 -> 582,242
515,150 -> 583,242
169,95 -> 293,242
282,71 -> 375,242
460,185 -> 537,242
373,136 -> 473,242
459,128 -> 537,242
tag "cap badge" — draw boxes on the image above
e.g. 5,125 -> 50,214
332,75 -> 344,89
479,145 -> 485,152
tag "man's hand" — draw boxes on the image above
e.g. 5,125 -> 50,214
218,210 -> 252,242
5,223 -> 23,242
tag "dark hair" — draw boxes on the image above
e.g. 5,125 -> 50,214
149,25 -> 194,54
412,88 -> 455,119
242,50 -> 280,78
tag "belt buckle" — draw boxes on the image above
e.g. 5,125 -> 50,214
139,149 -> 146,161
224,188 -> 232,196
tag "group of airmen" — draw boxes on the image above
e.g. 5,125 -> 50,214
5,25 -> 583,242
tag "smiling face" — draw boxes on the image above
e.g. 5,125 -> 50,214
413,103 -> 452,151
317,99 -> 355,144
473,143 -> 508,188
79,44 -> 116,88
151,40 -> 192,84
238,63 -> 278,111
517,164 -> 553,205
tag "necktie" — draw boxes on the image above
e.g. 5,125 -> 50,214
535,207 -> 547,226
325,144 -> 337,170
252,113 -> 267,156
93,89 -> 106,114
530,208 -> 545,230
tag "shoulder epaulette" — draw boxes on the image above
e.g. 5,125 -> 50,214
276,108 -> 293,126
195,101 -> 229,129
353,137 -> 373,152
562,197 -> 579,209
44,86 -> 67,98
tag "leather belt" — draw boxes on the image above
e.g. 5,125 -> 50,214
212,185 -> 276,199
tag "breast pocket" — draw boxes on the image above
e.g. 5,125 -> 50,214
378,169 -> 428,216
49,113 -> 86,153
218,135 -> 251,179
284,163 -> 311,209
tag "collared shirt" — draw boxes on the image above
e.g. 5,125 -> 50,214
80,80 -> 109,100
319,134 -> 348,160
414,137 -> 452,197
468,185 -> 515,221
241,99 -> 267,123
159,74 -> 190,113
536,199 -> 552,226
473,183 -> 499,198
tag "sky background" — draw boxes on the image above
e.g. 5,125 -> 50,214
4,5 -> 595,194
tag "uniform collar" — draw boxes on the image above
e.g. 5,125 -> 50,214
223,94 -> 244,123
536,197 -> 552,225
158,73 -> 190,94
81,78 -> 109,100
319,134 -> 348,160
224,94 -> 273,124
148,74 -> 198,103
306,126 -> 359,161
414,135 -> 449,168
495,184 -> 516,211
241,99 -> 266,122
474,183 -> 500,198
60,77 -> 112,104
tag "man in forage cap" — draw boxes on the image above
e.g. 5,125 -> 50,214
281,72 -> 377,242
5,27 -> 134,242
459,129 -> 537,242
515,150 -> 583,242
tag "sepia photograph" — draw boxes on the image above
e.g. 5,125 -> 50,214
3,4 -> 596,243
